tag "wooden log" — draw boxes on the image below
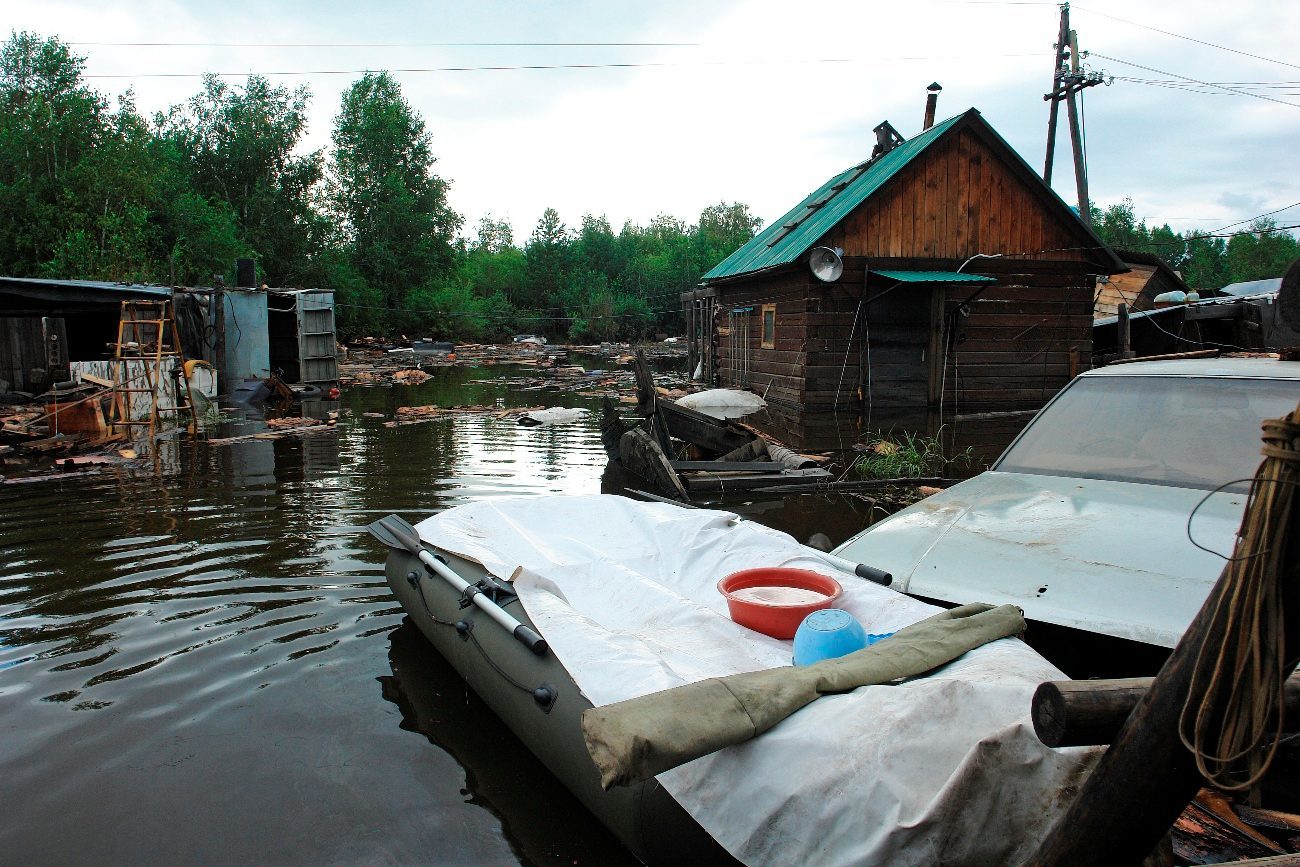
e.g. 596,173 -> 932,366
1033,675 -> 1300,747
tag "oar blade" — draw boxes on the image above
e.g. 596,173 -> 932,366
367,514 -> 423,553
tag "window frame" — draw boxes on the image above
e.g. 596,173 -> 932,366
760,303 -> 776,349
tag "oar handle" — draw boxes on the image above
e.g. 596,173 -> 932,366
854,564 -> 893,586
512,624 -> 548,655
807,549 -> 893,587
416,550 -> 549,656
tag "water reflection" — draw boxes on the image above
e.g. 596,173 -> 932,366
381,622 -> 636,866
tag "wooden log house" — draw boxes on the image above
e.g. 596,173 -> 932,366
684,108 -> 1127,451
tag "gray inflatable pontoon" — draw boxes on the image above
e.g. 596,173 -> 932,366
377,526 -> 737,865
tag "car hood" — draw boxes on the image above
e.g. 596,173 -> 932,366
834,472 -> 1247,647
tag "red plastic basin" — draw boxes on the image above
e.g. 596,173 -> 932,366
717,567 -> 843,639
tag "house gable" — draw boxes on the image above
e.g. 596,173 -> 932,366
704,109 -> 1123,283
819,123 -> 1106,267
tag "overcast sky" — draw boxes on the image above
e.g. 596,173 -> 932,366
9,0 -> 1300,245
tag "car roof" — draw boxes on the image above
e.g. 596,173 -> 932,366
1080,357 -> 1300,380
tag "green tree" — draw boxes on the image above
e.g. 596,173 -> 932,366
1225,219 -> 1300,283
158,74 -> 321,285
1182,231 -> 1227,290
328,71 -> 461,325
1092,198 -> 1151,254
524,207 -> 570,318
0,32 -> 249,283
695,201 -> 762,259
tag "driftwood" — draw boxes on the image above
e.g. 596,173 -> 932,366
1033,675 -> 1300,747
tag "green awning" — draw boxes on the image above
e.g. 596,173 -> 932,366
870,270 -> 995,283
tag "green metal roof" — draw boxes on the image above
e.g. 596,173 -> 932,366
871,270 -> 995,283
702,108 -> 1126,282
702,113 -> 965,282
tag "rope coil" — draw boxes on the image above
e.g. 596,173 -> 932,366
1178,413 -> 1300,790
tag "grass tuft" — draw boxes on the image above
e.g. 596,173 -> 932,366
850,431 -> 975,480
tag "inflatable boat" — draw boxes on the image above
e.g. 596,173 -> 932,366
372,512 -> 735,864
371,495 -> 1099,866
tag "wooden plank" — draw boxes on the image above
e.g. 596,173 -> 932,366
955,129 -> 971,257
670,460 -> 781,472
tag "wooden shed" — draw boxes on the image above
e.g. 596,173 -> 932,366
1093,250 -> 1194,319
0,277 -> 173,394
684,108 -> 1126,451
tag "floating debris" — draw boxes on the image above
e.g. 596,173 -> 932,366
383,404 -> 547,428
392,369 -> 433,386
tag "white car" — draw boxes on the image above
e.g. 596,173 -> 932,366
834,357 -> 1300,652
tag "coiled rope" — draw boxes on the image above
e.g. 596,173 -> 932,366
1178,410 -> 1300,791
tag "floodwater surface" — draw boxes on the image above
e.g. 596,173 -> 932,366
0,361 -> 882,864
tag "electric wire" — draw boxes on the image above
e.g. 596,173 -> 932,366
77,52 -> 1050,80
1093,53 -> 1300,110
1073,6 -> 1300,73
72,41 -> 704,48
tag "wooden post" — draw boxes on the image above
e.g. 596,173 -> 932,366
1117,302 -> 1133,359
1043,4 -> 1070,184
1065,77 -> 1091,225
1027,442 -> 1300,865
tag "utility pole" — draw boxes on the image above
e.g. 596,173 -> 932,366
1042,3 -> 1108,226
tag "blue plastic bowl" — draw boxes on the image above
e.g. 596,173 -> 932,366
793,609 -> 868,666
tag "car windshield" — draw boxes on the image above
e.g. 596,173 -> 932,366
995,375 -> 1300,491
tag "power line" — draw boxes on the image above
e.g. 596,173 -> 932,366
1073,6 -> 1300,72
71,41 -> 703,48
79,52 -> 1049,80
1113,76 -> 1300,96
1094,53 -> 1300,109
1212,202 -> 1300,234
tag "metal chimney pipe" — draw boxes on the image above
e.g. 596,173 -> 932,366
923,82 -> 942,130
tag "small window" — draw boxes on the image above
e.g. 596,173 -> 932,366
761,304 -> 776,349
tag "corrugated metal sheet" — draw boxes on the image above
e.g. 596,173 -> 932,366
702,113 -> 966,282
0,276 -> 172,303
871,270 -> 995,283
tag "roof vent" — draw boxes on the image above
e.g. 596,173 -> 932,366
872,121 -> 904,158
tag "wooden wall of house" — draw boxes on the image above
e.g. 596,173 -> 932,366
820,128 -> 1093,265
711,268 -> 813,408
940,261 -> 1093,412
711,257 -> 1093,419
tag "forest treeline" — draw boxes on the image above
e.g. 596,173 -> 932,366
1089,200 -> 1298,292
2,32 -> 1296,342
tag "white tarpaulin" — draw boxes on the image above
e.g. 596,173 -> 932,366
415,495 -> 1098,866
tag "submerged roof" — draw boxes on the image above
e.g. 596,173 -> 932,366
703,108 -> 1122,283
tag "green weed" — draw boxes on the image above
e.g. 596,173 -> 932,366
851,431 -> 975,480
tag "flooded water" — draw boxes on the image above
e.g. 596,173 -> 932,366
0,361 -> 884,864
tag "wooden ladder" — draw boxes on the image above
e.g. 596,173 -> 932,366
108,299 -> 197,444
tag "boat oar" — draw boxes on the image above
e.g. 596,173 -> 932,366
368,514 -> 548,656
624,489 -> 892,586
